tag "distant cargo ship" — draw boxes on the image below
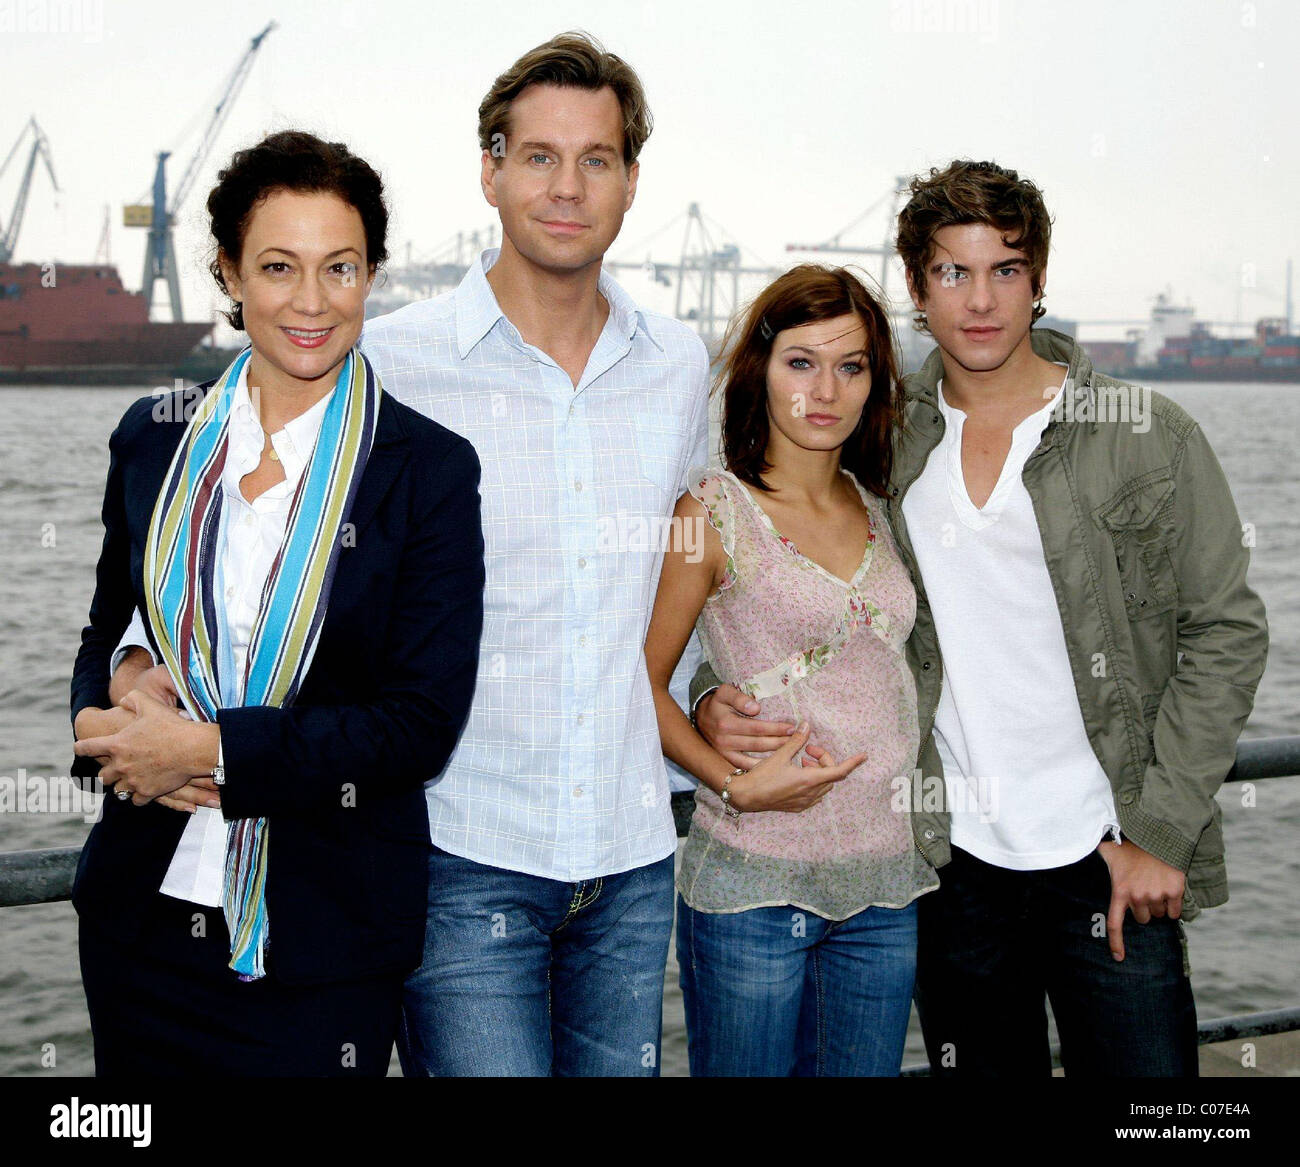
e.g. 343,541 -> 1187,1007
1081,294 -> 1300,383
0,262 -> 211,384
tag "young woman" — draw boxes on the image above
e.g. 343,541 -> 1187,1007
69,131 -> 485,1076
645,264 -> 937,1076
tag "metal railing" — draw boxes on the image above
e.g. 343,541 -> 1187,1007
4,735 -> 1298,1074
899,1007 -> 1300,1076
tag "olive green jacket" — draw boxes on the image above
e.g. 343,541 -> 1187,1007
690,328 -> 1268,919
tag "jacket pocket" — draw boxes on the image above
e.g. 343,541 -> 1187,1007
1139,690 -> 1163,748
1093,469 -> 1178,620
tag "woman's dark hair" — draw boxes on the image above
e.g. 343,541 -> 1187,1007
718,264 -> 901,498
206,130 -> 389,330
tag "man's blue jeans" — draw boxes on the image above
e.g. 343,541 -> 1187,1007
914,845 -> 1199,1077
397,847 -> 674,1076
677,894 -> 919,1076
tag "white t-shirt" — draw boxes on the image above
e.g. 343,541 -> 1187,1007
901,370 -> 1120,870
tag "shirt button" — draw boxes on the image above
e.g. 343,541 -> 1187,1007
573,786 -> 584,798
574,480 -> 583,492
923,829 -> 936,840
225,585 -> 234,599
578,635 -> 588,647
577,557 -> 587,569
244,514 -> 255,527
921,660 -> 932,670
577,714 -> 586,726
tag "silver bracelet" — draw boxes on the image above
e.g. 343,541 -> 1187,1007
720,768 -> 744,819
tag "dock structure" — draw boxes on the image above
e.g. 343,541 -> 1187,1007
4,736 -> 1298,1077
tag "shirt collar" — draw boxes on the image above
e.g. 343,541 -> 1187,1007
453,247 -> 663,360
229,359 -> 333,483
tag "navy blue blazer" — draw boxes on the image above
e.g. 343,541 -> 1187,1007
70,381 -> 484,985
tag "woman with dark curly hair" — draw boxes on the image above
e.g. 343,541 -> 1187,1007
70,131 -> 485,1076
645,264 -> 937,1076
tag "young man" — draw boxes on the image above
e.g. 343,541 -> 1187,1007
357,34 -> 708,1076
693,160 -> 1267,1076
109,33 -> 709,1076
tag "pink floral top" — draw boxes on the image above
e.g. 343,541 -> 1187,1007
679,467 -> 938,919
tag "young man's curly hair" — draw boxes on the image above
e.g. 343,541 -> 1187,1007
896,160 -> 1052,333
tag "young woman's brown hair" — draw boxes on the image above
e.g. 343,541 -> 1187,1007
718,264 -> 900,498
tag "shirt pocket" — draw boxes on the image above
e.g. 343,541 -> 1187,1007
1092,468 -> 1178,620
633,409 -> 684,501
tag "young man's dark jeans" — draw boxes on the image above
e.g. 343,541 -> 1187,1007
914,844 -> 1199,1077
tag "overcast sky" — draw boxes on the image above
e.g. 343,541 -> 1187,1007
5,0 -> 1297,340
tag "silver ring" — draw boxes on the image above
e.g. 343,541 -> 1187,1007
115,790 -> 130,801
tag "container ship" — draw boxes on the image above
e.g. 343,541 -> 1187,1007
1080,293 -> 1300,383
0,262 -> 213,385
0,26 -> 272,387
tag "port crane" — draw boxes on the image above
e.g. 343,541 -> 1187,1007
365,225 -> 502,317
0,117 -> 58,264
127,21 -> 276,322
785,176 -> 911,298
604,203 -> 781,351
379,203 -> 783,353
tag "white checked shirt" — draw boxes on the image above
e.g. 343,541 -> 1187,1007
361,249 -> 711,881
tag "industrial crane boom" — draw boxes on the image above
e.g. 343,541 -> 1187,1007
0,117 -> 59,265
169,20 -> 277,218
129,21 -> 277,322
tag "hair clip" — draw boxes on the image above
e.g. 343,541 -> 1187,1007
758,317 -> 774,341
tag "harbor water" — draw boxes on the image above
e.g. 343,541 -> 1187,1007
1,380 -> 1297,1076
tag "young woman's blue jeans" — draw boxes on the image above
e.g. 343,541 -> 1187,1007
676,893 -> 919,1076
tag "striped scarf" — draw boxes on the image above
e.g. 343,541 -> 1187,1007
143,345 -> 380,979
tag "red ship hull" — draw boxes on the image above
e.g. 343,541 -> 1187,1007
0,262 -> 212,383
